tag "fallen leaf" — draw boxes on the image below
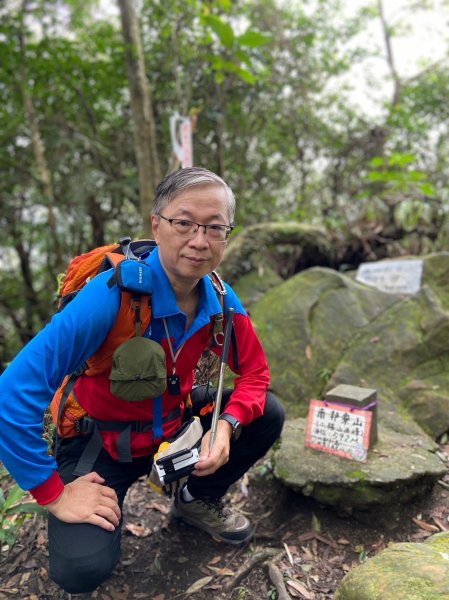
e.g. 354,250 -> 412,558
287,578 -> 314,599
207,566 -> 234,576
337,538 -> 351,545
432,516 -> 449,531
208,555 -> 222,565
412,517 -> 439,533
124,523 -> 152,537
284,542 -> 294,566
300,564 -> 313,573
185,576 -> 213,595
240,473 -> 249,497
144,502 -> 170,515
151,595 -> 165,600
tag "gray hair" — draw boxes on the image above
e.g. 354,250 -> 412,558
152,167 -> 236,223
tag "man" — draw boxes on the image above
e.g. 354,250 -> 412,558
0,167 -> 284,594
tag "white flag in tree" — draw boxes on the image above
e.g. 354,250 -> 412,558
170,112 -> 193,168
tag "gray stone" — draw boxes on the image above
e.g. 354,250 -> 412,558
273,418 -> 445,510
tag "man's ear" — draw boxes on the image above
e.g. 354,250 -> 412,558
151,215 -> 160,244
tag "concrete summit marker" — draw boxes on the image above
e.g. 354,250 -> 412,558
304,385 -> 378,463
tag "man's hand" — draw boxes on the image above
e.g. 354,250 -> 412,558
193,419 -> 233,477
46,472 -> 121,531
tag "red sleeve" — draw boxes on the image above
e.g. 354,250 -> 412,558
213,312 -> 270,426
30,471 -> 65,506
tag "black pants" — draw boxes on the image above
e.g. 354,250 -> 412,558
49,389 -> 284,593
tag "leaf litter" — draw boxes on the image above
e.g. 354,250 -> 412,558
1,457 -> 449,599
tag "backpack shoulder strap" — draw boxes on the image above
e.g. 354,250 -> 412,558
208,271 -> 226,347
207,271 -> 239,370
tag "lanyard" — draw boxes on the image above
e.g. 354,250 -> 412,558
162,318 -> 185,375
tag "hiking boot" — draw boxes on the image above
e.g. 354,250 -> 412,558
172,488 -> 254,545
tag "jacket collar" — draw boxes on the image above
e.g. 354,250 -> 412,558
145,247 -> 224,326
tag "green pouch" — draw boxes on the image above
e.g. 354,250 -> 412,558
110,336 -> 167,401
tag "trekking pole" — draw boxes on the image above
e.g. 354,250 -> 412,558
209,308 -> 235,451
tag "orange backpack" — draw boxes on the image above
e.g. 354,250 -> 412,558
50,238 -> 156,437
50,237 -> 228,440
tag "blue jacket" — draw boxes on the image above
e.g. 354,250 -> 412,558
0,248 -> 270,504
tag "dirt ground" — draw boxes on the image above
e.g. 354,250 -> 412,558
1,453 -> 449,600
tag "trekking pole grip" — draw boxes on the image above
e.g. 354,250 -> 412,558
209,308 -> 235,450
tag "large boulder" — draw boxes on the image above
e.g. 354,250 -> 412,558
250,253 -> 449,509
335,532 -> 449,600
251,253 -> 449,440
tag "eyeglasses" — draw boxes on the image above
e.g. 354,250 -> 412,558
158,214 -> 234,242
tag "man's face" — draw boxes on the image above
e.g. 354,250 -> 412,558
151,184 -> 231,288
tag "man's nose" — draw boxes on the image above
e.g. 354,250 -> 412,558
189,225 -> 209,245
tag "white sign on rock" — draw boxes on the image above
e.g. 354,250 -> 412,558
356,259 -> 423,295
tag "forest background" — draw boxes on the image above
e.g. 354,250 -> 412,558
1,0 -> 449,370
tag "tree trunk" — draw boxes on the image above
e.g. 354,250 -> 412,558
18,8 -> 64,276
377,0 -> 402,107
118,0 -> 162,238
87,196 -> 106,247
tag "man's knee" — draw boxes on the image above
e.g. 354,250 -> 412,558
48,516 -> 121,594
50,548 -> 119,594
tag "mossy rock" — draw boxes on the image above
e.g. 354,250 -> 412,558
273,418 -> 445,510
335,532 -> 449,600
250,254 -> 449,439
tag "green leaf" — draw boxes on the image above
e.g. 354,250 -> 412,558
419,182 -> 436,197
237,31 -> 271,48
312,513 -> 321,532
235,67 -> 257,85
235,49 -> 252,67
407,170 -> 426,182
369,157 -> 385,168
203,15 -> 234,49
388,153 -> 415,168
7,502 -> 46,516
3,485 -> 26,511
214,72 -> 225,85
366,172 -> 386,182
217,0 -> 232,11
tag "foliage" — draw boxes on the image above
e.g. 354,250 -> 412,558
0,0 -> 448,363
0,466 -> 46,549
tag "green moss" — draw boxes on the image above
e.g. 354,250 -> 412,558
312,481 -> 388,507
275,467 -> 290,480
347,469 -> 367,481
426,532 -> 449,552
